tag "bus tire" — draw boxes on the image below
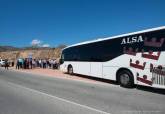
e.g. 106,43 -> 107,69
68,65 -> 73,75
117,70 -> 134,88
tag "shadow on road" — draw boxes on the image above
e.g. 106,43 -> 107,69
64,73 -> 118,85
66,73 -> 165,95
136,85 -> 165,95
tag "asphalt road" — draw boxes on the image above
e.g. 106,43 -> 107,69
0,68 -> 165,114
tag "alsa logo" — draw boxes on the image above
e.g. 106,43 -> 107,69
121,35 -> 144,45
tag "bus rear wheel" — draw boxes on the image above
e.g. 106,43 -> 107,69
68,65 -> 73,75
117,70 -> 134,88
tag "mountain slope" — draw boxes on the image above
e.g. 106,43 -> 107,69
0,46 -> 20,52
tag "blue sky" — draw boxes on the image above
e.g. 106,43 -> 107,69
0,0 -> 165,47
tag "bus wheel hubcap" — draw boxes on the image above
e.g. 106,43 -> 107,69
69,67 -> 73,74
120,74 -> 130,85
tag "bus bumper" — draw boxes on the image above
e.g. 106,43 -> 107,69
60,64 -> 68,73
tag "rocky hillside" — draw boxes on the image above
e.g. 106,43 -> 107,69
0,45 -> 66,61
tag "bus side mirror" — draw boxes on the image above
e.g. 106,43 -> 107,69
59,59 -> 64,64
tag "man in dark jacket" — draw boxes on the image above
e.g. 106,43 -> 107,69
4,59 -> 9,70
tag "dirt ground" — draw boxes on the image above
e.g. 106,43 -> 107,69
9,67 -> 107,84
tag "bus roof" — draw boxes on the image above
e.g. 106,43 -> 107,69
64,26 -> 165,50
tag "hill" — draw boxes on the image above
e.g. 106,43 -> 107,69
0,46 -> 20,52
0,45 -> 67,61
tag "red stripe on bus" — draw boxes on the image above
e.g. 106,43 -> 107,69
137,77 -> 152,85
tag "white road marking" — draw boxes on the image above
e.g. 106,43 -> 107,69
6,81 -> 111,114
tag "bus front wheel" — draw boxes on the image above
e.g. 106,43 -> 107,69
117,70 -> 134,88
68,65 -> 73,75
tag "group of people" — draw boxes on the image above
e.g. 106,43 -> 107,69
16,58 -> 32,69
37,59 -> 58,69
16,58 -> 59,70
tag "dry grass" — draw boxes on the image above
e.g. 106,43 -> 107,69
0,48 -> 62,61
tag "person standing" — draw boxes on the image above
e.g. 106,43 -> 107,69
46,59 -> 50,68
32,59 -> 36,68
4,59 -> 9,70
49,59 -> 51,68
39,59 -> 42,68
30,58 -> 32,69
53,59 -> 57,69
50,59 -> 53,69
26,58 -> 29,69
16,59 -> 20,69
23,58 -> 26,69
11,60 -> 14,67
43,59 -> 46,69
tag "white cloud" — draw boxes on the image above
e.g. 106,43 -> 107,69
42,44 -> 50,47
30,39 -> 50,47
31,39 -> 42,46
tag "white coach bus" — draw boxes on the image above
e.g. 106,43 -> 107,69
60,26 -> 165,88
